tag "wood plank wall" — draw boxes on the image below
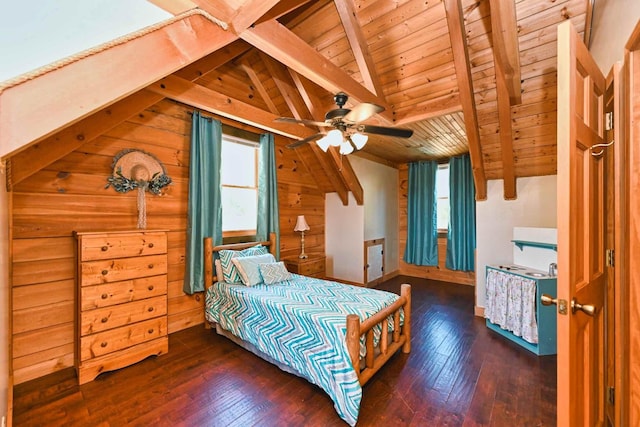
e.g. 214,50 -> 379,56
398,164 -> 475,286
9,99 -> 324,384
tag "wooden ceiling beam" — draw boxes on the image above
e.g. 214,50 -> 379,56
189,0 -> 235,22
494,59 -> 517,200
334,0 -> 385,97
229,0 -> 282,33
238,58 -> 281,115
239,19 -> 395,123
176,39 -> 251,82
288,71 -> 327,122
0,11 -> 235,159
307,143 -> 350,205
327,148 -> 364,205
444,0 -> 487,200
394,93 -> 462,126
260,52 -> 355,206
489,0 -> 522,105
259,52 -> 314,122
489,0 -> 518,200
146,74 -> 314,140
255,0 -> 315,25
6,90 -> 163,190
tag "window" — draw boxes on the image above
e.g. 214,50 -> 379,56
220,135 -> 258,237
436,164 -> 450,231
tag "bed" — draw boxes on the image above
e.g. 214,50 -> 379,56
203,236 -> 411,426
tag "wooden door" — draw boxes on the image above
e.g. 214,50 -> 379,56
557,20 -> 607,426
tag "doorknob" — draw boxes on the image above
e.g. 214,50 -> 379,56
541,294 -> 568,315
571,298 -> 596,316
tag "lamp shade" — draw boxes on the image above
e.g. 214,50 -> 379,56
294,215 -> 310,232
351,132 -> 368,150
316,135 -> 331,152
327,129 -> 343,147
340,140 -> 354,155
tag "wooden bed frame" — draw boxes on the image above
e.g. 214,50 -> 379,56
203,236 -> 411,386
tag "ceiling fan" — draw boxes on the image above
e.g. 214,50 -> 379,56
277,93 -> 414,154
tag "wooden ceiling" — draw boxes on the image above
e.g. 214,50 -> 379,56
1,0 -> 590,201
149,0 -> 589,199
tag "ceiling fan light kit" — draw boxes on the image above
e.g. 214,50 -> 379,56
281,93 -> 413,152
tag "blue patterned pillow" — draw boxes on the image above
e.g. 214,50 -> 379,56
219,245 -> 268,283
232,253 -> 276,286
259,262 -> 291,285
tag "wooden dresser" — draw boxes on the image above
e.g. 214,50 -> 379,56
74,230 -> 169,384
283,254 -> 326,278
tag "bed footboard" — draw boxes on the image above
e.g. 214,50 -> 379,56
346,283 -> 411,386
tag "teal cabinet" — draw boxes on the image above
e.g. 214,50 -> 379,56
485,266 -> 557,356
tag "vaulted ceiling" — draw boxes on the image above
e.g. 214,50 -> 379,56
0,0 -> 590,201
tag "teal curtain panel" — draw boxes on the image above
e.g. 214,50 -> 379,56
403,160 -> 438,266
446,153 -> 476,272
184,111 -> 223,294
257,133 -> 280,260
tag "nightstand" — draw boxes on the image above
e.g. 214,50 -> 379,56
284,254 -> 326,278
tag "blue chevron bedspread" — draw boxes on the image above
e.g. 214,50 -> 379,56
205,274 -> 402,426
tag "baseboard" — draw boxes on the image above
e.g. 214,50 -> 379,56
324,276 -> 364,287
474,306 -> 485,318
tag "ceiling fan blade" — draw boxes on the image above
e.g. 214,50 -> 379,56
275,117 -> 331,127
343,103 -> 385,123
286,133 -> 325,149
360,124 -> 414,138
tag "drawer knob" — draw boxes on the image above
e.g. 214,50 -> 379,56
100,342 -> 107,348
101,317 -> 108,323
148,264 -> 154,269
148,243 -> 154,248
148,307 -> 154,312
101,270 -> 108,276
101,293 -> 108,300
148,328 -> 154,334
148,285 -> 154,291
101,246 -> 108,252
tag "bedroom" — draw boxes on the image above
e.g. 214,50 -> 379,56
1,0 -> 640,425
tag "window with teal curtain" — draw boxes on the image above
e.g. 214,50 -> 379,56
403,160 -> 438,266
257,133 -> 280,259
184,111 -> 222,294
445,153 -> 476,271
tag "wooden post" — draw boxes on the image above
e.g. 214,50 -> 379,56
346,314 -> 361,375
203,237 -> 213,330
204,237 -> 213,289
401,283 -> 411,353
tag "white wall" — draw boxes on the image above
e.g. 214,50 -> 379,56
325,193 -> 365,283
1,166 -> 10,423
476,176 -> 557,308
589,0 -> 640,72
349,157 -> 400,274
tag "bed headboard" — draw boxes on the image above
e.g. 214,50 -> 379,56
203,233 -> 277,291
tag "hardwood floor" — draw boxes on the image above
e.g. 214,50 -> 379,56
13,276 -> 556,426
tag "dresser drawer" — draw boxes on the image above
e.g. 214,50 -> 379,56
81,275 -> 167,310
78,232 -> 167,261
80,317 -> 167,361
80,254 -> 167,286
285,256 -> 325,277
80,295 -> 167,336
298,258 -> 325,276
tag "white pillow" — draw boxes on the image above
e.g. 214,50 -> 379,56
219,245 -> 268,283
231,253 -> 276,286
259,262 -> 291,285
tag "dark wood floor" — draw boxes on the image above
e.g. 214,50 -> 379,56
13,276 -> 556,426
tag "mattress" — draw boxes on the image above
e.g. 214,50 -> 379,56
205,274 -> 402,426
